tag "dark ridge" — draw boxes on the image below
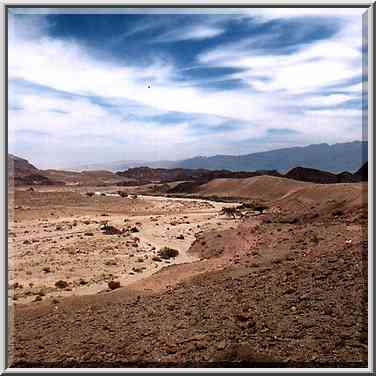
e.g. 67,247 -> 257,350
8,154 -> 65,186
177,141 -> 367,173
116,166 -> 282,186
353,162 -> 368,182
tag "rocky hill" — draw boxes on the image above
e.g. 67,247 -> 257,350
116,167 -> 282,186
8,154 -> 63,186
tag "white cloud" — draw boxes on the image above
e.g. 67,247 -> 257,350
199,34 -> 362,95
239,8 -> 366,22
175,25 -> 224,40
8,10 -> 366,167
156,24 -> 224,42
302,94 -> 353,107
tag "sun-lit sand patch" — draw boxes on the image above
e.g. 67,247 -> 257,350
8,189 -> 240,304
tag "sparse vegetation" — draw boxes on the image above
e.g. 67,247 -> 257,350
236,202 -> 269,213
132,267 -> 144,273
55,280 -> 68,289
101,223 -> 123,235
158,247 -> 179,259
117,191 -> 128,198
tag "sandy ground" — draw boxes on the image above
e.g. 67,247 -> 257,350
8,187 -> 239,304
8,178 -> 368,368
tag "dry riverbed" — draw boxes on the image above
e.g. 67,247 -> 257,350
8,188 -> 239,304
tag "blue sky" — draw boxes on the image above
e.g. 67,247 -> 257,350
8,8 -> 367,168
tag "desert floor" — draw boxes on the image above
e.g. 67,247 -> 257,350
8,186 -> 239,303
8,182 -> 368,368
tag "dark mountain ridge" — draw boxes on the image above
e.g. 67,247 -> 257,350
177,141 -> 368,173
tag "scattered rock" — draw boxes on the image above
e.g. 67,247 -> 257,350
55,280 -> 68,289
132,267 -> 143,273
104,259 -> 117,266
108,281 -> 121,290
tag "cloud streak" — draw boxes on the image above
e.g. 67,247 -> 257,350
7,8 -> 367,168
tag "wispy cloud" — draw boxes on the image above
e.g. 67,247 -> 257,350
156,24 -> 225,42
7,8 -> 366,168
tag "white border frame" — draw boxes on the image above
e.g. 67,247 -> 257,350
1,1 -> 373,373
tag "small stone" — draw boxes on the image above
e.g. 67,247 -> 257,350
235,313 -> 252,322
108,281 -> 121,290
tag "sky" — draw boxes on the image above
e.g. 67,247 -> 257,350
8,7 -> 368,169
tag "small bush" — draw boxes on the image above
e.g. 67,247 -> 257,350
55,280 -> 68,289
237,202 -> 269,213
332,210 -> 343,217
158,247 -> 179,259
118,191 -> 128,198
132,267 -> 143,273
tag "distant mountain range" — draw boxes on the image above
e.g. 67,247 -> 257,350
8,146 -> 368,187
177,141 -> 368,173
71,141 -> 368,174
71,160 -> 177,172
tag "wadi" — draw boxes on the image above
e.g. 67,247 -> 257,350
7,153 -> 368,368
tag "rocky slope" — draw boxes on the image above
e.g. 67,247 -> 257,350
9,178 -> 368,368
